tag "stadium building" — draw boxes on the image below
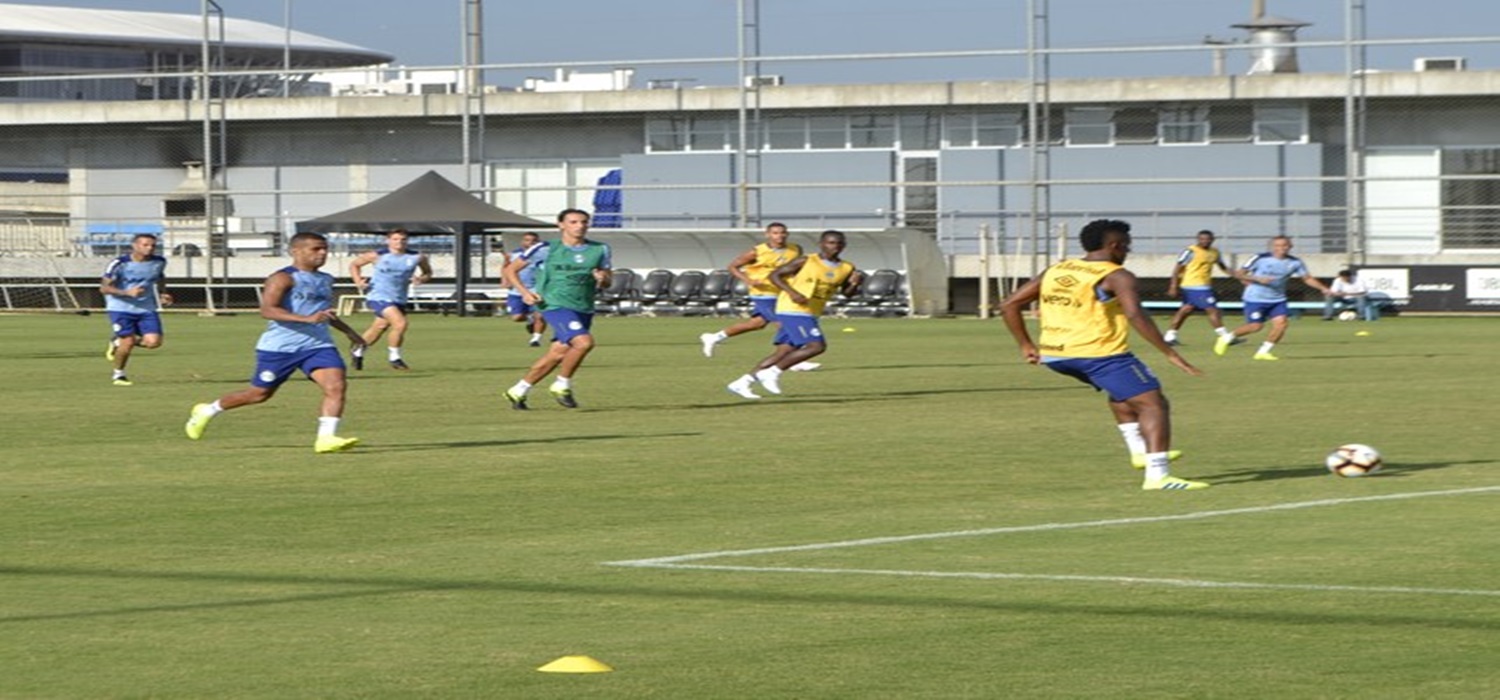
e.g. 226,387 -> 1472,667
2,2 -> 1499,313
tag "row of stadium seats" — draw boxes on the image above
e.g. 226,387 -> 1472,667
596,268 -> 909,317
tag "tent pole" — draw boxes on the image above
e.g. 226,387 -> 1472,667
456,227 -> 471,317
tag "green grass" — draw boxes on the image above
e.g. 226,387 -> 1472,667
2,312 -> 1498,699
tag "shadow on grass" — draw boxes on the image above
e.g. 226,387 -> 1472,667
1202,459 -> 1491,483
3,351 -> 100,360
645,385 -> 1068,412
1,562 -> 1495,632
359,431 -> 702,453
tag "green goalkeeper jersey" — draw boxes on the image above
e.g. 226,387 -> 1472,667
533,239 -> 612,313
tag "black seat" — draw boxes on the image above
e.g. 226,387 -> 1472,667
697,269 -> 736,314
595,268 -> 638,314
636,269 -> 675,314
839,269 -> 906,317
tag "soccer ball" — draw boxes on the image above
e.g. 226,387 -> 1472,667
1337,309 -> 1358,321
1326,444 -> 1383,477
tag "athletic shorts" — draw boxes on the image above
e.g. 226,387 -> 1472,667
505,294 -> 536,317
1180,288 -> 1218,310
542,308 -> 594,344
749,297 -> 779,322
251,346 -> 345,389
1043,353 -> 1161,403
366,300 -> 408,316
773,314 -> 825,349
109,311 -> 163,338
1243,300 -> 1290,323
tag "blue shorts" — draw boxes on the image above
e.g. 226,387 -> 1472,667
109,312 -> 163,338
366,300 -> 408,316
1180,288 -> 1218,310
774,314 -> 825,348
251,347 -> 346,389
541,308 -> 594,344
1043,353 -> 1161,403
749,297 -> 778,321
1244,301 -> 1289,323
505,294 -> 536,317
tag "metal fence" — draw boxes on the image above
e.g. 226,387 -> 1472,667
3,0 -> 1500,293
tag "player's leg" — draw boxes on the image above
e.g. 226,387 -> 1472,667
754,316 -> 825,394
308,361 -> 359,452
529,311 -> 547,345
1119,388 -> 1207,491
1215,304 -> 1266,356
108,313 -> 144,384
1254,310 -> 1290,360
728,344 -> 791,399
703,298 -> 775,357
1163,304 -> 1193,345
378,305 -> 411,369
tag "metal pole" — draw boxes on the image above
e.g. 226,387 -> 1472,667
282,0 -> 292,98
460,0 -> 473,189
978,223 -> 991,319
1343,0 -> 1367,267
201,0 -> 216,311
735,0 -> 749,228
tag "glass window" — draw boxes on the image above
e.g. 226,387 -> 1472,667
808,116 -> 847,149
689,117 -> 731,152
850,115 -> 895,148
646,118 -> 686,152
899,113 -> 941,150
975,113 -> 1021,147
1065,108 -> 1115,146
765,116 -> 806,150
1255,104 -> 1306,144
1159,106 -> 1209,145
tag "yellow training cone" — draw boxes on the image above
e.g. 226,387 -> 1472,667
842,327 -> 857,333
538,655 -> 614,673
1355,331 -> 1372,337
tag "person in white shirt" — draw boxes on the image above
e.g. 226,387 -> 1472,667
1322,269 -> 1378,321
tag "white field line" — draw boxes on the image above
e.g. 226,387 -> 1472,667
604,486 -> 1500,597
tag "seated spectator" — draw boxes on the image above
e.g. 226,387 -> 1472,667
1322,269 -> 1378,321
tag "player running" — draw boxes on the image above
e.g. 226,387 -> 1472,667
1214,235 -> 1332,361
349,229 -> 431,371
504,232 -> 550,347
100,233 -> 172,386
1163,229 -> 1236,348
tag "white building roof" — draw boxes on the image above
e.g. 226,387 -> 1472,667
0,2 -> 391,66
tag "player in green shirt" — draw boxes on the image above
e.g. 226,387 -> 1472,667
501,208 -> 612,409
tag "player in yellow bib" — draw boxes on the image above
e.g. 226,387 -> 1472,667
1163,230 -> 1235,347
698,222 -> 820,371
1001,219 -> 1209,491
726,230 -> 862,399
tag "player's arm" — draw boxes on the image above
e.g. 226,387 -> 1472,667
1103,269 -> 1202,377
725,248 -> 759,285
155,272 -> 174,307
840,267 -> 865,298
1299,271 -> 1333,296
413,254 -> 433,287
768,256 -> 810,305
501,253 -> 538,304
258,271 -> 323,324
998,276 -> 1042,365
348,251 -> 378,291
326,313 -> 367,349
99,260 -> 143,298
591,244 -> 613,289
1166,262 -> 1186,297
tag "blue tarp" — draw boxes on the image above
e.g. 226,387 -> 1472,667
591,168 -> 623,228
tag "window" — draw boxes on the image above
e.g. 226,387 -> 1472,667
899,113 -> 941,150
1065,108 -> 1115,146
489,160 -> 619,219
1159,106 -> 1210,145
646,118 -> 686,152
1254,104 -> 1307,144
944,113 -> 1021,148
764,116 -> 806,150
849,115 -> 896,148
1441,148 -> 1500,249
688,117 -> 732,152
807,116 -> 847,149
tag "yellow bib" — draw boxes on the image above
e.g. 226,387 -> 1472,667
746,242 -> 802,297
1036,259 -> 1128,358
776,255 -> 855,317
1179,245 -> 1220,288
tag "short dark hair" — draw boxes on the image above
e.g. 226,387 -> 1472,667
289,232 -> 326,248
1338,269 -> 1354,277
131,233 -> 159,243
819,229 -> 846,242
1079,219 -> 1130,252
557,208 -> 590,222
766,221 -> 788,231
1197,229 -> 1215,238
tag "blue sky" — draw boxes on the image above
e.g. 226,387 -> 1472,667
24,0 -> 1500,85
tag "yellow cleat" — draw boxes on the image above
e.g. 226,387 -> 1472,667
314,435 -> 360,453
1141,476 -> 1211,491
184,403 -> 213,440
105,340 -> 116,361
1131,449 -> 1183,469
1213,335 -> 1232,356
1252,352 -> 1280,361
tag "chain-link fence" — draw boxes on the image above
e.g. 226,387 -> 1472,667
3,0 -> 1499,312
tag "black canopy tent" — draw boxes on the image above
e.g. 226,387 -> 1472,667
295,170 -> 550,316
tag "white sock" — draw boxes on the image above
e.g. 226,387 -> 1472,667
552,376 -> 572,391
112,369 -> 126,379
757,366 -> 784,380
510,380 -> 533,396
1144,452 -> 1171,481
733,373 -> 756,386
1117,422 -> 1147,456
1215,326 -> 1233,337
317,416 -> 340,437
711,331 -> 728,342
1258,341 -> 1276,354
351,345 -> 364,357
1163,330 -> 1178,342
206,400 -> 225,416
388,347 -> 402,361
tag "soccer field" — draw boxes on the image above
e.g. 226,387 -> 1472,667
2,313 -> 1497,699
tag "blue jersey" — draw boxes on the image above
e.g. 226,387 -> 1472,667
256,267 -> 336,353
509,241 -> 550,296
101,254 -> 167,314
1240,253 -> 1310,303
366,248 -> 424,304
